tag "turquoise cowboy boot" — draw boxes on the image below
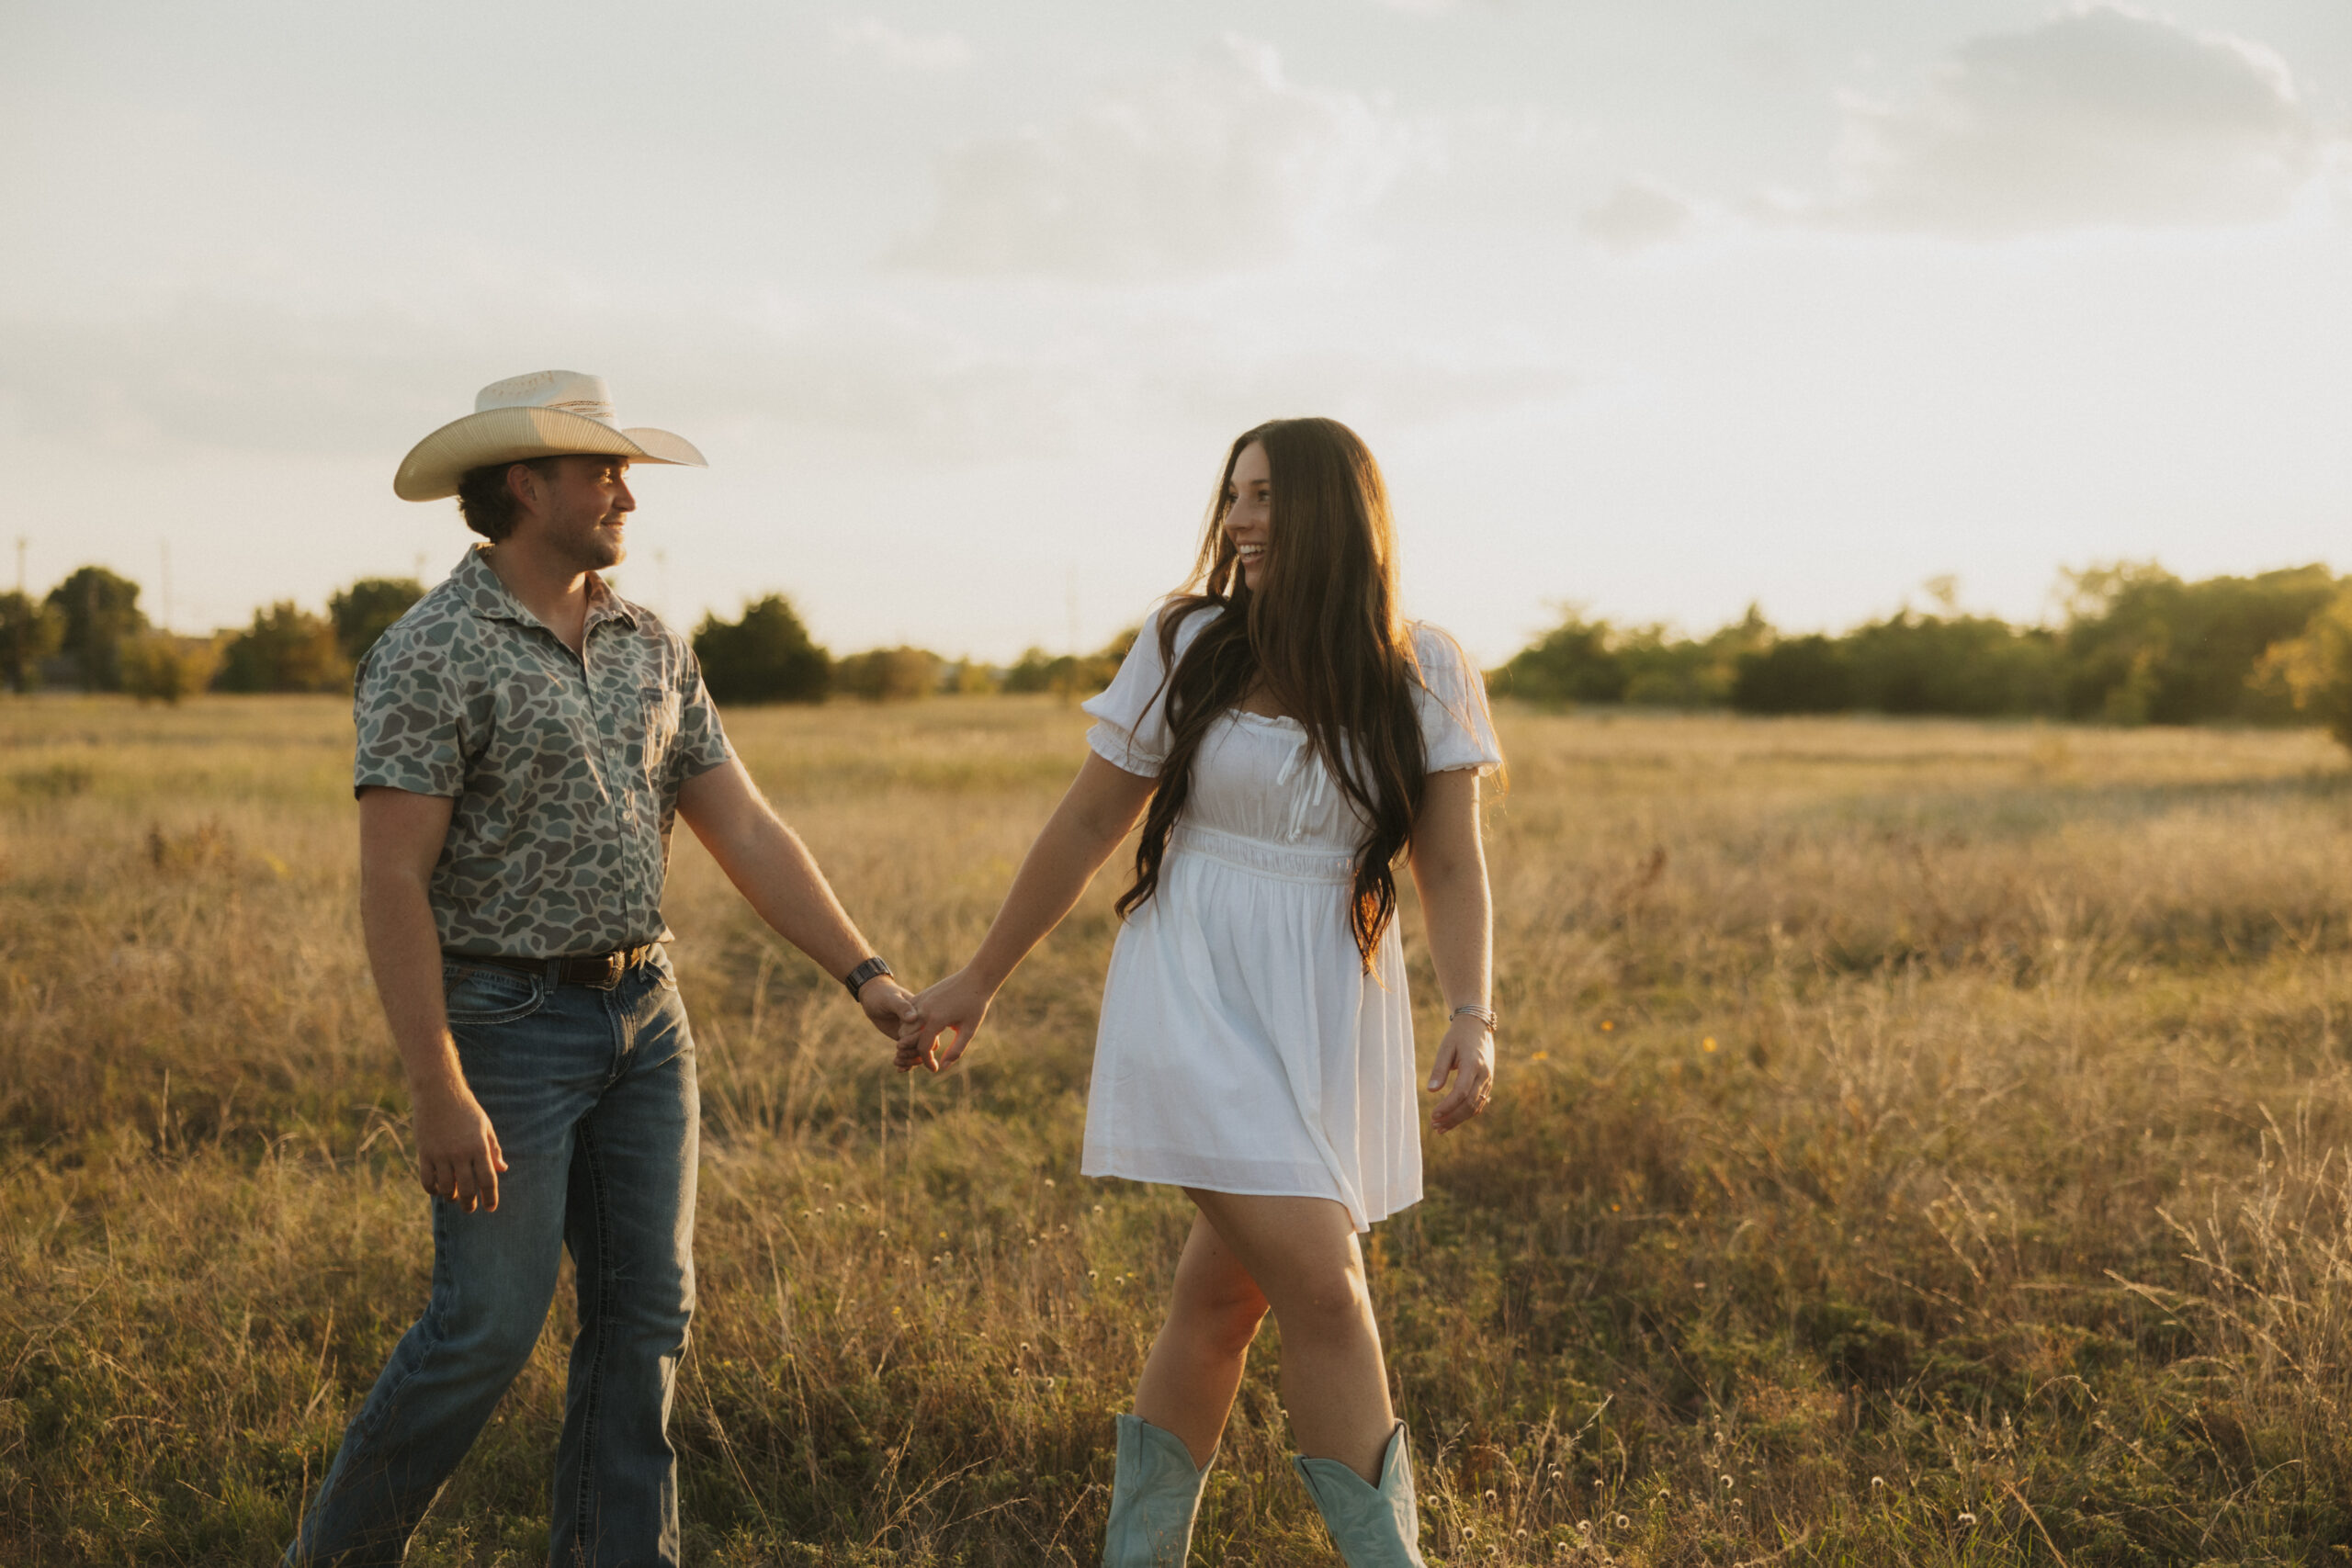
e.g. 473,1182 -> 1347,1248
1292,1422 -> 1428,1567
1102,1414 -> 1213,1567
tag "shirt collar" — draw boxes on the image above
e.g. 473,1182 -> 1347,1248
453,545 -> 640,636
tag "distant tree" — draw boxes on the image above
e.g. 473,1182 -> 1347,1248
1487,613 -> 1625,705
1001,626 -> 1135,700
1489,606 -> 1770,709
329,577 -> 425,664
45,566 -> 147,692
832,646 -> 942,703
1618,608 -> 1772,707
215,603 -> 350,693
1731,635 -> 1854,715
944,659 -> 1001,694
2060,562 -> 2335,725
0,591 -> 62,694
2256,582 -> 2352,750
693,595 -> 831,704
120,634 -> 223,705
1842,611 -> 2064,717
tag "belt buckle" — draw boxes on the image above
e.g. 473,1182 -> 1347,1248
586,951 -> 624,991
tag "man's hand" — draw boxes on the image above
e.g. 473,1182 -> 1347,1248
412,1077 -> 508,1213
856,974 -> 920,1043
897,967 -> 995,1074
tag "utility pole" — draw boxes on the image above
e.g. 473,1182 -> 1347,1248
159,540 -> 172,635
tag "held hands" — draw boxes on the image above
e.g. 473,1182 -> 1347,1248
412,1077 -> 508,1213
895,967 -> 995,1074
854,973 -> 921,1043
1427,1015 -> 1496,1133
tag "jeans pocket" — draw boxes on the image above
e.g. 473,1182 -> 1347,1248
442,962 -> 548,1025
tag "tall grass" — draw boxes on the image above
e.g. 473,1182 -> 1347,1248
6,697 -> 2352,1563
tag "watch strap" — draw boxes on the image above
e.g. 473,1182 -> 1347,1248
843,955 -> 894,999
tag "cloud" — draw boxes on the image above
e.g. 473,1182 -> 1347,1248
830,18 -> 972,73
894,36 -> 1421,280
1822,5 -> 2323,235
1578,180 -> 1695,252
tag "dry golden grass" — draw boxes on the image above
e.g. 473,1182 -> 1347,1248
6,695 -> 2352,1564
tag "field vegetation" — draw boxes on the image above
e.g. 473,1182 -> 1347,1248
6,696 -> 2352,1563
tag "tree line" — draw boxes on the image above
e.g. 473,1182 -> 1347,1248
0,570 -> 1136,706
15,558 -> 2352,745
1490,563 -> 2352,740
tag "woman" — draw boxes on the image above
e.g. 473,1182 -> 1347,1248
899,418 -> 1500,1567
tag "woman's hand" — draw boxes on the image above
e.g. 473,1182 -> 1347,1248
1426,1016 -> 1496,1132
897,967 -> 998,1074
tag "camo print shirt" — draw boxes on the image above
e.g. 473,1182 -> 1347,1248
352,546 -> 735,957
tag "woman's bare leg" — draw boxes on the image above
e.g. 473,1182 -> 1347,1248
1181,1190 -> 1396,1483
1133,1213 -> 1270,1467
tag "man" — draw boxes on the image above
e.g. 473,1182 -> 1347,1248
286,370 -> 915,1566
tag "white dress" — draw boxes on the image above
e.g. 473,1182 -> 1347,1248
1079,604 -> 1504,1231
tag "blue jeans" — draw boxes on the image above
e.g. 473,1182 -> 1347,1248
286,950 -> 698,1568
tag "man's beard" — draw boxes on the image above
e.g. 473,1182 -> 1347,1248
555,514 -> 627,572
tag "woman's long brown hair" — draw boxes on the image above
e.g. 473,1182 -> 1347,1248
1114,417 -> 1427,966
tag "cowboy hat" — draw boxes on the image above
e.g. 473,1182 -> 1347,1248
393,369 -> 707,501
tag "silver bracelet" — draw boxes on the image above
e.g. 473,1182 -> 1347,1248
1450,1004 -> 1497,1032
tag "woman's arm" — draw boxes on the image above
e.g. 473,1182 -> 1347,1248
899,751 -> 1158,1071
1408,767 -> 1496,1132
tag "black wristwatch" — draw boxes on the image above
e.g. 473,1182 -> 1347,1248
842,956 -> 894,1000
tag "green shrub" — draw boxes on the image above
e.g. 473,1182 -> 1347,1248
214,604 -> 349,694
328,578 -> 424,665
695,595 -> 831,705
119,635 -> 223,705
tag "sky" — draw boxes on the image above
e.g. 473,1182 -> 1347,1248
3,0 -> 2349,664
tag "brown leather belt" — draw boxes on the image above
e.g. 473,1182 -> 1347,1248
446,944 -> 661,992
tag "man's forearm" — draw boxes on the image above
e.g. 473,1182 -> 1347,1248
361,870 -> 468,1097
712,812 -> 880,984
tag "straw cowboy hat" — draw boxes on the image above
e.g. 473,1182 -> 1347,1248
393,369 -> 707,502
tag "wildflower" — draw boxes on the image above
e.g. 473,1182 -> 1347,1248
1044,1178 -> 1056,1187
1613,1515 -> 1630,1530
1092,1203 -> 1103,1214
1485,1489 -> 1498,1503
1720,1474 -> 1733,1490
1958,1512 -> 1977,1527
1871,1476 -> 1885,1491
1532,1051 -> 1550,1062
1576,1519 -> 1591,1535
1088,1269 -> 1099,1280
1600,1021 -> 1614,1032
1018,1341 -> 1031,1352
1702,1037 -> 1717,1053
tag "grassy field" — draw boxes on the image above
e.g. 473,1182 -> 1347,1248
7,694 -> 2352,1564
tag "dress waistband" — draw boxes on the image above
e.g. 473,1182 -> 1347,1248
1169,823 -> 1356,885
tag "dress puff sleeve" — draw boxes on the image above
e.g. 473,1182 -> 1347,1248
1411,624 -> 1504,776
1081,602 -> 1218,777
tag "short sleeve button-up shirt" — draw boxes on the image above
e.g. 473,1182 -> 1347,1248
352,545 -> 735,958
